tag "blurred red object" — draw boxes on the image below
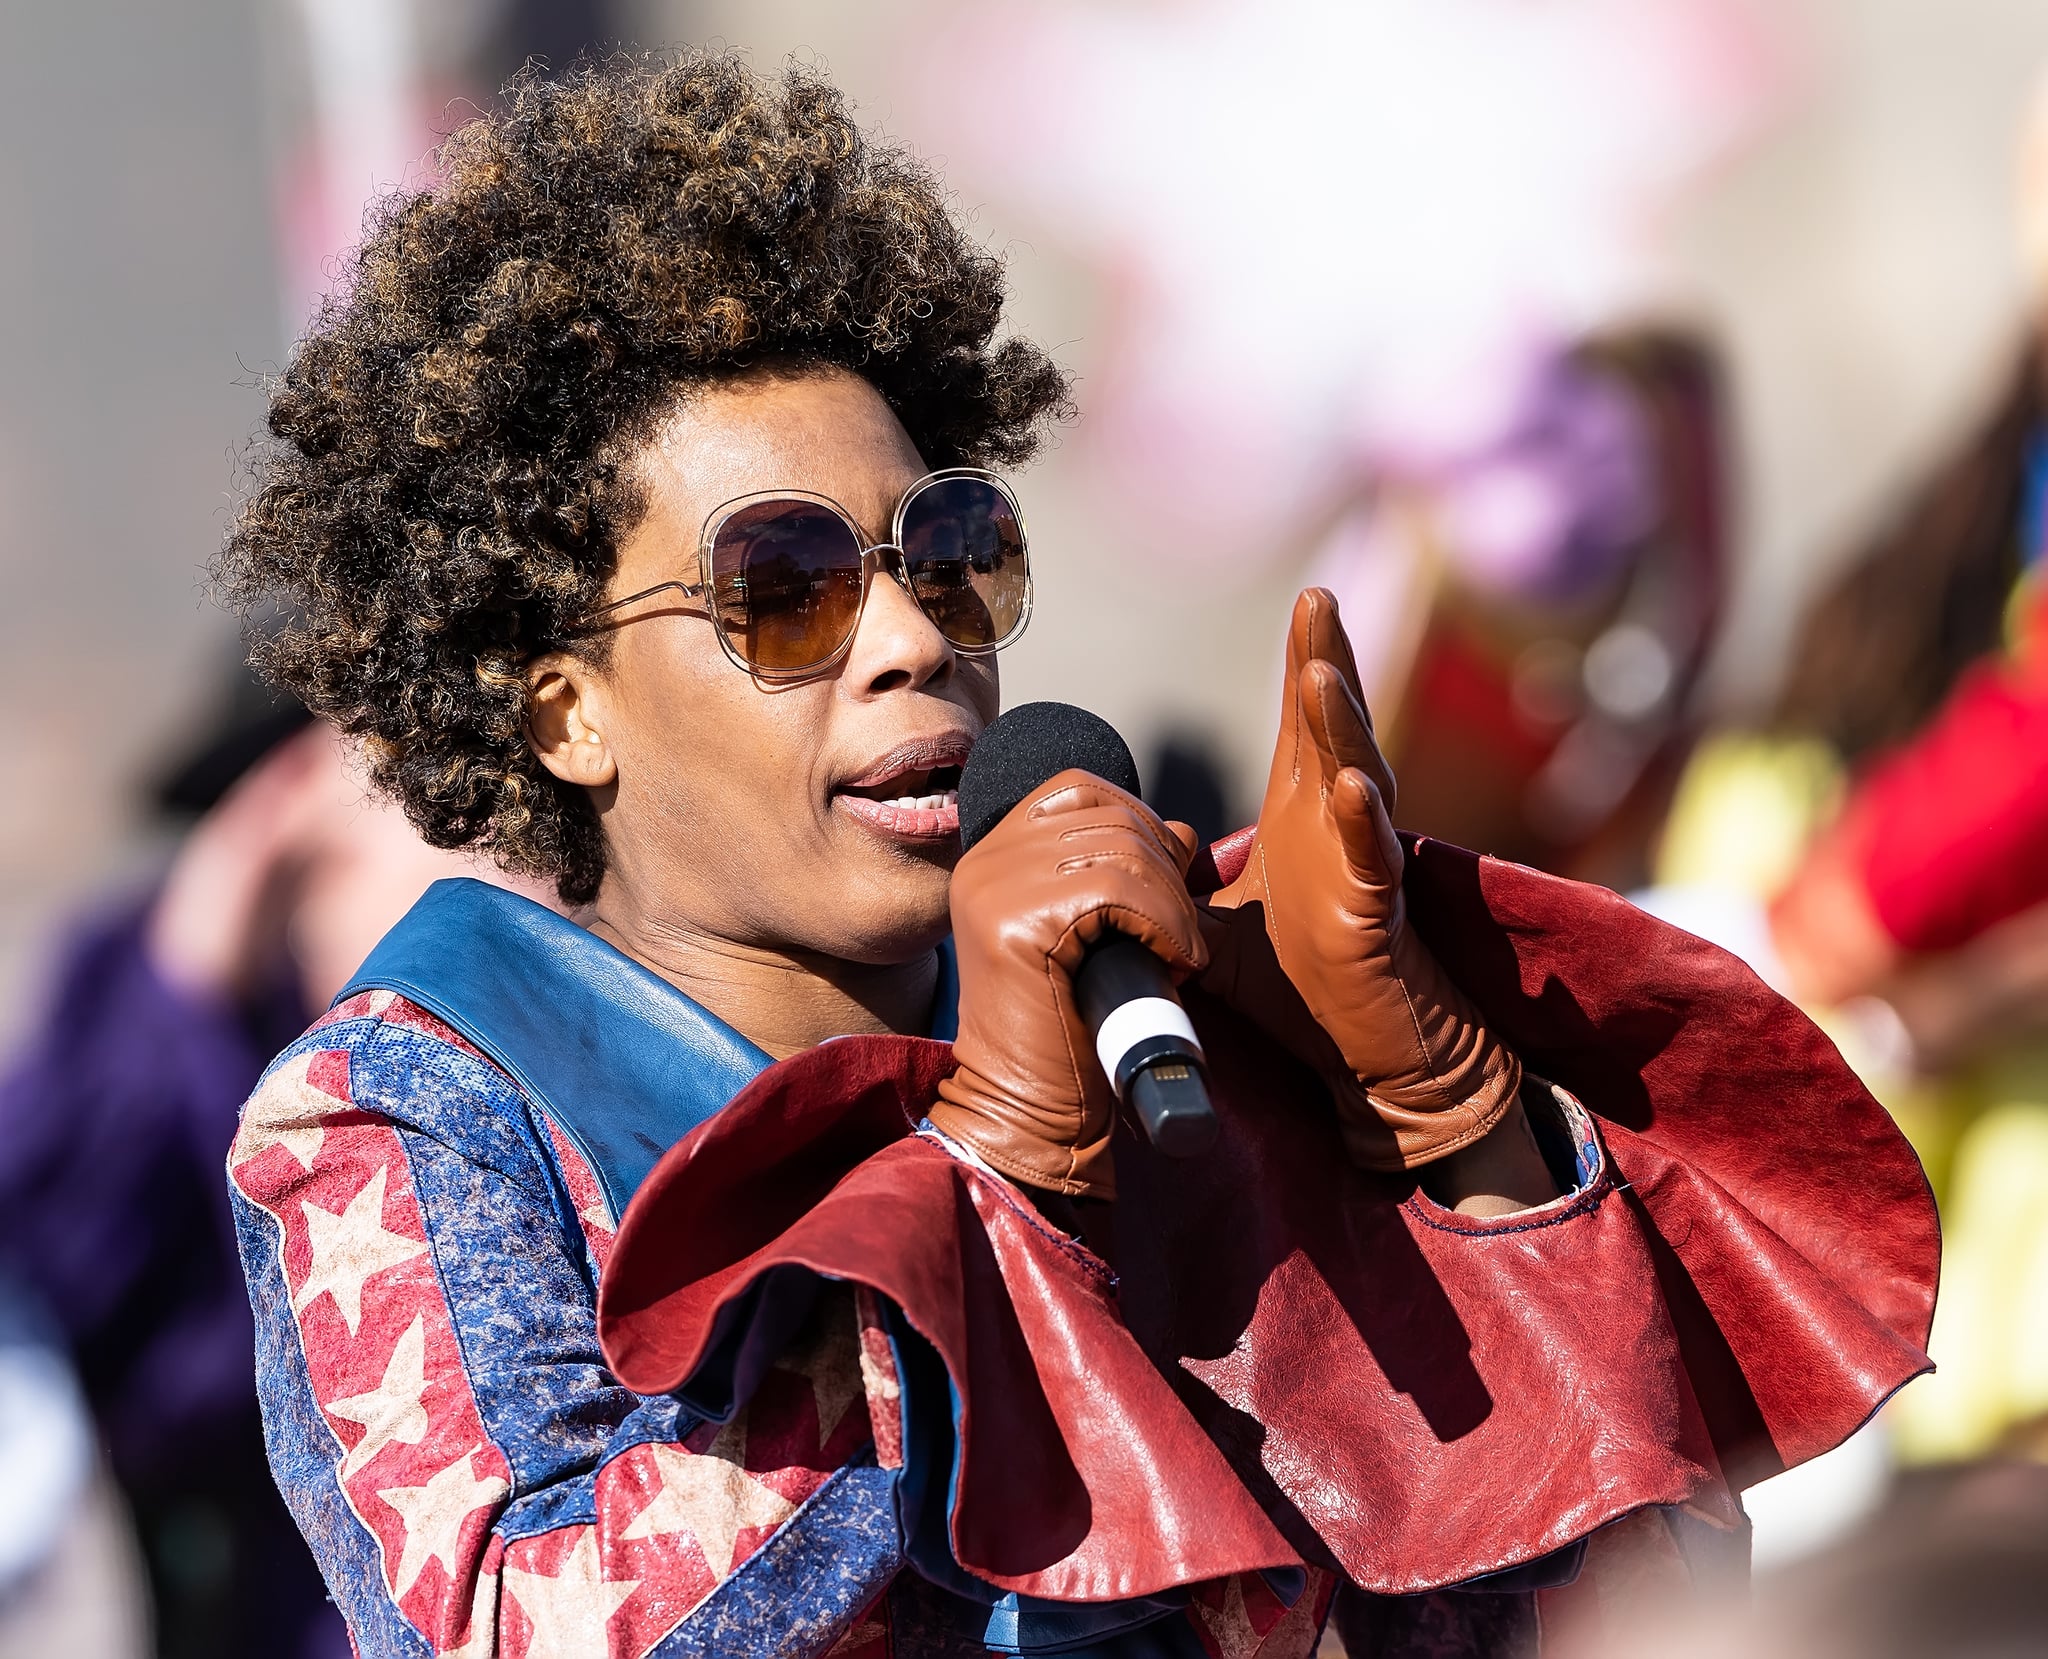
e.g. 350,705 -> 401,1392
1842,581 -> 2048,955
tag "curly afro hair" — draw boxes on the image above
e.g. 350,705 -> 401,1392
220,50 -> 1071,903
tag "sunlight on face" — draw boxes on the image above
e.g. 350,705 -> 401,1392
559,367 -> 1001,965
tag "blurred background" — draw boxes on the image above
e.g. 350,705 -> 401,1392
4,0 -> 2048,1653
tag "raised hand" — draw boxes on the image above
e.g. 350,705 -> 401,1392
1202,589 -> 1523,1172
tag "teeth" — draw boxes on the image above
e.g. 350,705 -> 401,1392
880,789 -> 958,811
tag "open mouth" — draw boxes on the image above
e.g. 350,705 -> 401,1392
833,741 -> 971,841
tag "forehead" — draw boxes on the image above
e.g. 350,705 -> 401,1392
632,366 -> 928,536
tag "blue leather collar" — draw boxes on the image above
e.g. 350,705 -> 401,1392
340,879 -> 770,1220
340,878 -> 959,1221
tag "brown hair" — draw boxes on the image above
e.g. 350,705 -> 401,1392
1776,339 -> 2041,760
219,51 -> 1071,901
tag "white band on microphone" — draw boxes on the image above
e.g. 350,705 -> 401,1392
1094,996 -> 1203,1084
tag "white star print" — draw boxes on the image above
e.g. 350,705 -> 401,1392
434,1565 -> 500,1659
1262,1573 -> 1323,1655
1194,1575 -> 1262,1659
502,1530 -> 638,1659
786,1296 -> 864,1445
327,1315 -> 430,1476
293,1165 -> 428,1336
375,1449 -> 509,1601
229,1050 -> 334,1172
620,1420 -> 796,1579
855,1321 -> 901,1414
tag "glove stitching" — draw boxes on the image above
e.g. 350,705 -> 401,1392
1103,902 -> 1204,971
1055,814 -> 1184,864
1046,930 -> 1098,1193
1389,971 -> 1447,1102
1056,850 -> 1179,882
1255,841 -> 1295,982
1352,1090 -> 1516,1169
963,1123 -> 1088,1197
1312,664 -> 1338,806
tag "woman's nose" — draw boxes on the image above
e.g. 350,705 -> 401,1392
842,551 -> 954,696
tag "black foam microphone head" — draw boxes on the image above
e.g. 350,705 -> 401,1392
957,702 -> 1141,851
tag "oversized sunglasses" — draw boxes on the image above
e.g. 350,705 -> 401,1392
581,468 -> 1032,679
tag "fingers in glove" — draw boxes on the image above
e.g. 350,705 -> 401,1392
1271,588 -> 1398,807
1331,766 -> 1404,891
992,772 -> 1207,975
1266,590 -> 1320,793
1286,584 -> 1369,720
1299,586 -> 1371,725
1300,652 -> 1399,815
1026,770 -> 1197,875
961,771 -> 1191,906
1048,827 -> 1208,974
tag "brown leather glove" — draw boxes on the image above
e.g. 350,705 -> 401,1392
1202,588 -> 1522,1171
930,769 -> 1205,1200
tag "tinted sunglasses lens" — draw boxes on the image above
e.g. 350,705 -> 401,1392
898,477 -> 1028,649
708,501 -> 865,672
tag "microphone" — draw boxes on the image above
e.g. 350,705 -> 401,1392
957,703 -> 1220,1158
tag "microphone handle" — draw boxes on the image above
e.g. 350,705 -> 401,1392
1073,937 -> 1219,1158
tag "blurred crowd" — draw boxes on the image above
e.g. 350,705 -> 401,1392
0,688 -> 551,1656
5,2 -> 2048,1656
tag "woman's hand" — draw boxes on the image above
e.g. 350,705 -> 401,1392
146,724 -> 339,1008
1202,589 -> 1525,1174
929,770 -> 1205,1200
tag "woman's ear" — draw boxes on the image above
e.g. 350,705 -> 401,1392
527,655 -> 619,788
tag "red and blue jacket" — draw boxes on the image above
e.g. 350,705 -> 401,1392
232,850 -> 1940,1658
228,879 -> 1332,1658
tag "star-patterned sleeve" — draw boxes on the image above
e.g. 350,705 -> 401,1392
228,991 -> 904,1659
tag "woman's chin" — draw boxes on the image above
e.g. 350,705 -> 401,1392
820,858 -> 956,965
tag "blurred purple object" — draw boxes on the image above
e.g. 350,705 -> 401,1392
0,895 -> 344,1657
1431,354 -> 1660,604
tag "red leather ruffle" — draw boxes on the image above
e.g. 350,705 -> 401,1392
600,836 -> 1935,1601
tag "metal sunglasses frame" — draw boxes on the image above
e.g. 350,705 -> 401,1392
579,466 -> 1034,681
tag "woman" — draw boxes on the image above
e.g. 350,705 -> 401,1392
220,53 -> 1933,1658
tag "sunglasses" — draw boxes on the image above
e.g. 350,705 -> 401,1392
582,468 -> 1032,679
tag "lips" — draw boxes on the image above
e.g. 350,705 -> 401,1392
832,732 -> 975,842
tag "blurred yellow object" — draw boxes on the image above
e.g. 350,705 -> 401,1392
1650,733 -> 2048,1466
1651,733 -> 1843,900
2004,562 -> 2044,655
1889,1065 -> 2048,1463
1809,921 -> 2048,1466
